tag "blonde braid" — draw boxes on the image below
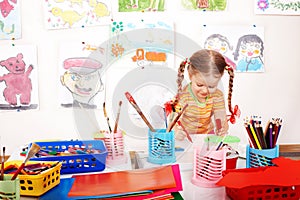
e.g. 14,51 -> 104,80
226,66 -> 234,115
177,60 -> 187,94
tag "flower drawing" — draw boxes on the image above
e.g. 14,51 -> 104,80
257,0 -> 269,11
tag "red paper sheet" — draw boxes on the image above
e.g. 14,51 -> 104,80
217,157 -> 300,189
68,164 -> 177,197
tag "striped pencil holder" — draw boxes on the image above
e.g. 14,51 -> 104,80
192,147 -> 226,188
103,130 -> 127,165
148,129 -> 176,165
0,175 -> 20,200
246,145 -> 279,168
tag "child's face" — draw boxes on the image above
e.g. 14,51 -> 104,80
239,41 -> 262,58
189,72 -> 221,100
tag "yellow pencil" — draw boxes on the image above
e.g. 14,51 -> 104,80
249,123 -> 262,150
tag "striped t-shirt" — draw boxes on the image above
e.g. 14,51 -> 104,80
177,83 -> 226,134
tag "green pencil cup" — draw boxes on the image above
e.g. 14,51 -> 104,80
204,135 -> 240,150
0,175 -> 20,200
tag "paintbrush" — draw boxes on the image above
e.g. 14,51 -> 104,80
125,92 -> 155,132
166,104 -> 188,132
103,102 -> 112,133
0,147 -> 5,180
113,101 -> 122,133
177,121 -> 193,143
11,143 -> 41,180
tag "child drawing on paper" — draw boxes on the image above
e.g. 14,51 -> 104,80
233,34 -> 264,72
60,57 -> 104,109
0,53 -> 33,106
204,34 -> 236,69
167,49 -> 238,140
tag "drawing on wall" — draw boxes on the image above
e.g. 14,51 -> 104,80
203,33 -> 236,68
110,19 -> 174,68
255,0 -> 300,15
118,0 -> 165,12
0,0 -> 21,40
43,0 -> 112,29
59,42 -> 107,109
202,26 -> 265,72
0,45 -> 39,111
181,0 -> 227,11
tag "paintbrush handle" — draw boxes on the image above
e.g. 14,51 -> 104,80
177,121 -> 193,143
125,92 -> 155,132
113,102 -> 122,133
167,104 -> 188,132
0,149 -> 4,180
11,162 -> 25,180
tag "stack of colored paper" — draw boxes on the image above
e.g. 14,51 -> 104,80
67,164 -> 182,199
39,164 -> 183,200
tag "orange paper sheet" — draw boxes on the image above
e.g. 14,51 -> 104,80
68,165 -> 177,197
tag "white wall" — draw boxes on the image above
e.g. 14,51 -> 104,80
1,0 -> 300,154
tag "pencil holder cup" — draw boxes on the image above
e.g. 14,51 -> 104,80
147,129 -> 176,165
246,145 -> 279,168
0,175 -> 20,200
204,135 -> 240,151
191,146 -> 226,188
103,130 -> 127,165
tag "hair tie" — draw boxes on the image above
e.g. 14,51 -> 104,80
227,105 -> 240,124
183,58 -> 190,65
225,65 -> 233,71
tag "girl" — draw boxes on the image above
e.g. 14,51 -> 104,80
173,49 -> 235,140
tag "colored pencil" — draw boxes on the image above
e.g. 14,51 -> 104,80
244,123 -> 257,148
269,123 -> 273,149
274,119 -> 282,145
249,122 -> 262,150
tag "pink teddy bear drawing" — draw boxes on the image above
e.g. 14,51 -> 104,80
0,53 -> 33,106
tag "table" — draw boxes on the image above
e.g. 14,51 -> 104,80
15,134 -> 245,200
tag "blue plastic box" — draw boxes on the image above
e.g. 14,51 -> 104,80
148,129 -> 176,164
30,140 -> 108,174
246,145 -> 279,168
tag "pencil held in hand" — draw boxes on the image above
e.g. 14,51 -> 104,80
125,92 -> 155,132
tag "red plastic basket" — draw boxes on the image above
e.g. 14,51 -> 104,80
218,163 -> 300,200
226,184 -> 300,200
